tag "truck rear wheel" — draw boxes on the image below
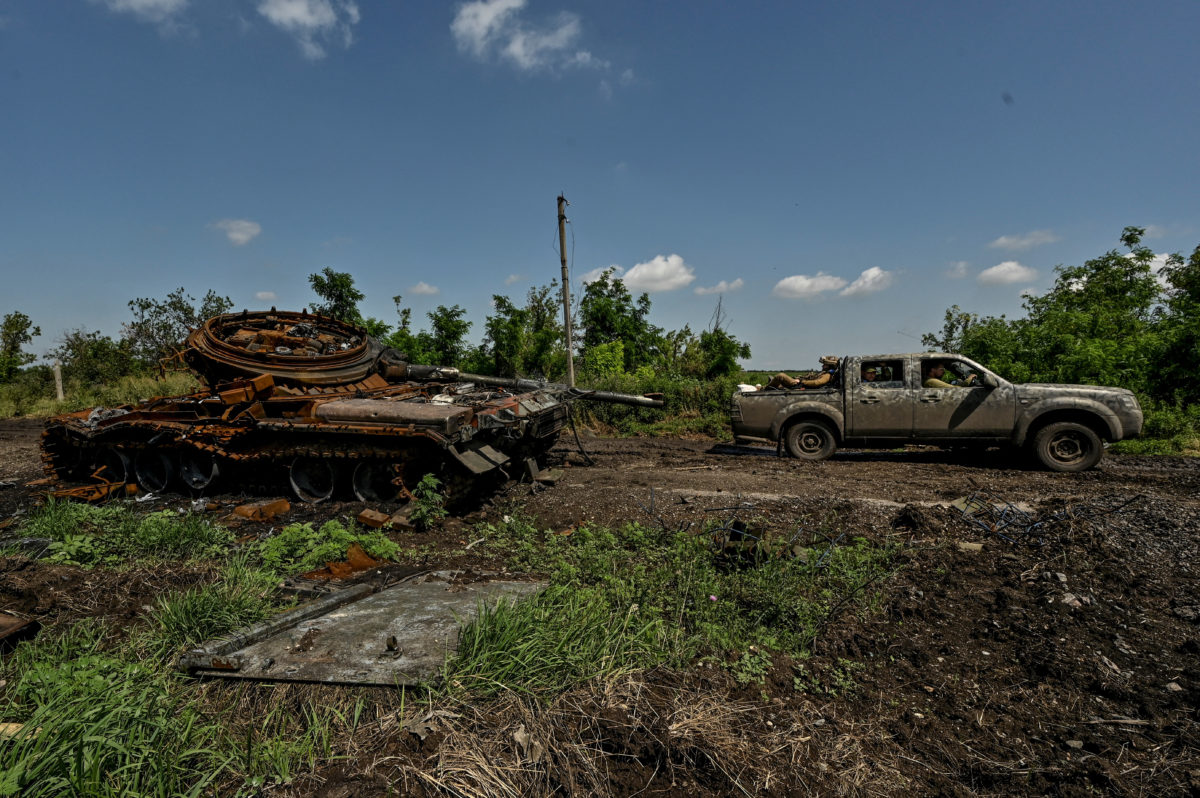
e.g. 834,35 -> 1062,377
1032,422 -> 1103,472
784,421 -> 837,461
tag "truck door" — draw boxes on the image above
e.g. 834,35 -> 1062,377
846,357 -> 912,438
913,357 -> 1015,438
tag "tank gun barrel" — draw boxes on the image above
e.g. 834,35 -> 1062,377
458,373 -> 664,408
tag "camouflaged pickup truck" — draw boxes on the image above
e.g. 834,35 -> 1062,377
730,353 -> 1143,472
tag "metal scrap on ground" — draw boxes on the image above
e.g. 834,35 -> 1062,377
951,490 -> 1144,545
182,571 -> 544,686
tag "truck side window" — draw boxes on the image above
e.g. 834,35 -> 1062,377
862,359 -> 904,388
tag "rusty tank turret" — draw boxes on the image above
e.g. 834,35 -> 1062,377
41,310 -> 663,503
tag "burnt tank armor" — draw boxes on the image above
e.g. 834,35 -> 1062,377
41,310 -> 663,503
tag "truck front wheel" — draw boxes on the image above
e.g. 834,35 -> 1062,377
1032,422 -> 1103,472
784,421 -> 837,461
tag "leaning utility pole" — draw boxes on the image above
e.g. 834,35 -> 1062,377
557,194 -> 575,386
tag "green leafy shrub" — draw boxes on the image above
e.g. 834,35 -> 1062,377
257,519 -> 399,574
409,473 -> 448,531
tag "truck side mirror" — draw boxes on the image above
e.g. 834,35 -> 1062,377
981,373 -> 998,388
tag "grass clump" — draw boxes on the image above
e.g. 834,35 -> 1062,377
145,556 -> 283,653
0,621 -> 226,798
21,499 -> 232,567
447,516 -> 897,694
257,518 -> 399,574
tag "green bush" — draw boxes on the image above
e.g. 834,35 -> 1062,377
257,519 -> 400,574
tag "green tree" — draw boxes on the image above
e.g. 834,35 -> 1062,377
1018,226 -> 1160,390
1154,243 -> 1200,404
925,227 -> 1166,393
920,305 -> 980,353
0,311 -> 40,382
424,304 -> 472,367
50,330 -> 140,384
576,270 -> 661,373
308,267 -> 365,323
479,282 -> 566,378
482,294 -> 527,377
124,288 -> 232,366
693,299 -> 751,379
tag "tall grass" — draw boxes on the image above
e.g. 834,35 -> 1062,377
0,621 -> 227,798
446,517 -> 897,694
144,556 -> 283,654
0,371 -> 200,419
20,499 -> 232,567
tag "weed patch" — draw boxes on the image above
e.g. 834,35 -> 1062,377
22,500 -> 232,566
257,518 -> 400,574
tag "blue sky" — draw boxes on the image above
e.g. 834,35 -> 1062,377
2,0 -> 1198,371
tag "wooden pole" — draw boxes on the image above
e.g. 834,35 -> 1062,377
53,361 -> 64,401
558,195 -> 575,387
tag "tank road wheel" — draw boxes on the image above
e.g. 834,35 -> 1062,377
134,450 -> 174,494
94,447 -> 131,484
1032,422 -> 1103,472
352,461 -> 405,503
289,458 -> 337,503
784,420 -> 837,461
179,450 -> 221,492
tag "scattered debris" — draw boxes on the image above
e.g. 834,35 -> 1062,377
357,509 -> 391,529
300,542 -> 385,580
232,499 -> 291,522
0,612 -> 41,651
953,490 -> 1143,546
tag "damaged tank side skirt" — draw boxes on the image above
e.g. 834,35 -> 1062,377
42,310 -> 663,504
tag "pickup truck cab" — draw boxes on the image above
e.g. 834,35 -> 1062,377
730,353 -> 1143,471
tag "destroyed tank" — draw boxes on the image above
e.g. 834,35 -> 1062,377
41,310 -> 663,503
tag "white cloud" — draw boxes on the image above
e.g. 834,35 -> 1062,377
1143,224 -> 1167,238
694,278 -> 744,296
410,281 -> 439,296
580,265 -> 622,284
1148,252 -> 1172,288
211,218 -> 262,246
773,272 -> 847,299
946,261 -> 969,279
988,229 -> 1059,251
623,254 -> 695,292
451,0 -> 611,74
94,0 -> 187,25
255,291 -> 277,301
978,261 -> 1037,284
839,266 -> 893,297
504,274 -> 522,286
257,0 -> 360,60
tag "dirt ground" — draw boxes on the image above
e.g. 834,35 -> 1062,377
2,417 -> 1199,796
